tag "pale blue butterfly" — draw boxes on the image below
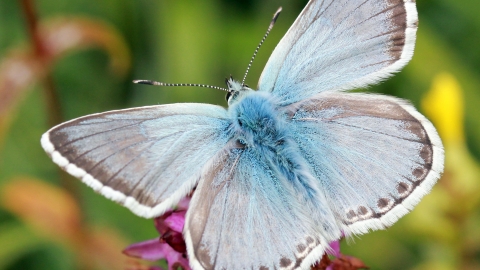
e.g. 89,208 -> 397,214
41,0 -> 444,269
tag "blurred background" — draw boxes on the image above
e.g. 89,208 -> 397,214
0,0 -> 479,269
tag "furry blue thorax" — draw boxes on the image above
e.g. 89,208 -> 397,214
228,89 -> 319,200
229,91 -> 285,149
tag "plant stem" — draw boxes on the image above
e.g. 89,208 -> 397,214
19,4 -> 89,268
20,0 -> 63,127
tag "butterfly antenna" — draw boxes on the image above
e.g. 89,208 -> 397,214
133,80 -> 229,92
241,7 -> 282,86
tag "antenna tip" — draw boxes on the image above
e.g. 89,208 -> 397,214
270,7 -> 282,27
133,80 -> 163,86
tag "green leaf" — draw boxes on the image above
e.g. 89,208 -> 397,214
0,222 -> 44,269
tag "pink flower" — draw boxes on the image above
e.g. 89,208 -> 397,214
123,197 -> 191,270
328,239 -> 341,257
312,238 -> 368,270
124,198 -> 367,270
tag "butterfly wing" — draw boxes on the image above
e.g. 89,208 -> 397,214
41,104 -> 231,218
184,143 -> 340,270
286,92 -> 443,235
259,0 -> 418,105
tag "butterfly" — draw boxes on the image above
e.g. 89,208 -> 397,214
41,0 -> 444,269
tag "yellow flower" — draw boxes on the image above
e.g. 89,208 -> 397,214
422,73 -> 464,144
405,72 -> 480,270
422,72 -> 480,194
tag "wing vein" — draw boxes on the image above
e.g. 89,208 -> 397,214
271,0 -> 336,91
326,120 -> 427,143
55,120 -> 149,148
92,139 -> 156,183
103,140 -> 157,185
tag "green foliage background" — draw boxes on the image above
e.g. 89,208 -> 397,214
0,0 -> 479,269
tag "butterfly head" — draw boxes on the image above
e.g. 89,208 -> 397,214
225,76 -> 254,106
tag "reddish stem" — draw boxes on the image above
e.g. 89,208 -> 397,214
20,0 -> 63,127
18,4 -> 89,269
20,0 -> 44,56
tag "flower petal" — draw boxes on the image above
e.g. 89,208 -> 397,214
176,197 -> 191,211
164,211 -> 186,233
123,239 -> 167,261
154,212 -> 172,235
161,231 -> 186,253
327,240 -> 341,257
422,72 -> 464,144
164,246 -> 191,270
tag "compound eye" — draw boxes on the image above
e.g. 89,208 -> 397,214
225,91 -> 232,102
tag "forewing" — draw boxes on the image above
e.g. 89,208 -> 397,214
185,144 -> 331,270
41,104 -> 231,218
259,0 -> 418,105
287,92 -> 444,235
